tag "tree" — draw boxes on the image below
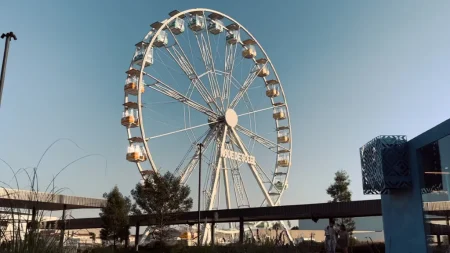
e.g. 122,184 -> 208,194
99,186 -> 131,248
131,171 -> 193,244
326,170 -> 356,233
291,226 -> 299,230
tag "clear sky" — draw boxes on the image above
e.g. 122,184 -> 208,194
2,0 -> 450,219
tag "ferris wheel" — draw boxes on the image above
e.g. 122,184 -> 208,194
122,8 -> 292,244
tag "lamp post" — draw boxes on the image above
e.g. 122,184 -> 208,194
0,32 -> 17,107
197,143 -> 203,246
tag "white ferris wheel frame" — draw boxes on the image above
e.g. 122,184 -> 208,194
124,8 -> 293,243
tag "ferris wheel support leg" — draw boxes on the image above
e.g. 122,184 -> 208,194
201,125 -> 228,245
138,226 -> 151,245
278,220 -> 294,244
222,159 -> 233,230
229,128 -> 294,244
229,127 -> 274,206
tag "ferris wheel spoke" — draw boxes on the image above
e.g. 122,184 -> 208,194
195,30 -> 223,110
229,62 -> 267,109
148,120 -> 217,140
223,42 -> 238,107
237,104 -> 283,117
235,125 -> 288,153
229,127 -> 275,207
144,72 -> 218,119
164,31 -> 222,112
175,130 -> 208,173
178,128 -> 217,184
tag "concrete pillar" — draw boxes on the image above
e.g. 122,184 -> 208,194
446,214 -> 449,244
134,221 -> 140,252
239,217 -> 244,244
59,204 -> 67,251
31,207 -> 36,225
28,206 -> 37,247
211,222 -> 215,246
30,206 -> 36,233
211,212 -> 217,246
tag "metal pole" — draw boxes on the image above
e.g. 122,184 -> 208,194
59,204 -> 67,251
239,216 -> 244,244
0,32 -> 17,107
197,143 -> 203,246
134,221 -> 140,252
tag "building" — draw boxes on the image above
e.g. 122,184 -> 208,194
298,216 -> 384,242
0,212 -> 59,242
360,118 -> 450,253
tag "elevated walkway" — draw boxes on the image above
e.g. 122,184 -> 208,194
0,188 -> 105,210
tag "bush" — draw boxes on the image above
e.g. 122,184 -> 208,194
88,243 -> 386,253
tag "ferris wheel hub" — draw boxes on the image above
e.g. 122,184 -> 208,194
224,109 -> 238,128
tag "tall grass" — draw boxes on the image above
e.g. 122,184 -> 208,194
0,139 -> 106,253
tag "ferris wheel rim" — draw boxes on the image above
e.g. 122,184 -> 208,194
124,8 -> 293,208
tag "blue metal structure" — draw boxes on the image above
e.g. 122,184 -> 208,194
360,118 -> 450,253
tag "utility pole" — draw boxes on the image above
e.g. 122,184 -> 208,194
197,143 -> 203,246
0,32 -> 17,107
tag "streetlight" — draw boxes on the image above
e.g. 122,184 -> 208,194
0,31 -> 17,107
197,143 -> 203,246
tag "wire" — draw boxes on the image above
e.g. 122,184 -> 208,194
149,120 -> 218,140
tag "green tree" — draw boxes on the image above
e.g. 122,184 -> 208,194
131,171 -> 193,244
99,186 -> 131,248
291,226 -> 299,230
326,170 -> 356,233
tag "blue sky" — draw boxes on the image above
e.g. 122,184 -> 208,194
2,1 -> 450,218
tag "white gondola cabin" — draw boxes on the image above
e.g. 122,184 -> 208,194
121,108 -> 139,128
124,70 -> 145,96
277,150 -> 290,167
274,171 -> 287,176
226,30 -> 240,45
242,39 -> 257,59
273,102 -> 287,120
277,126 -> 290,143
129,136 -> 146,143
242,45 -> 257,59
256,58 -> 269,77
208,20 -> 224,35
189,15 -> 206,32
152,30 -> 168,47
266,79 -> 280,98
269,191 -> 280,196
168,17 -> 185,35
132,42 -> 153,67
274,181 -> 285,191
126,144 -> 146,162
